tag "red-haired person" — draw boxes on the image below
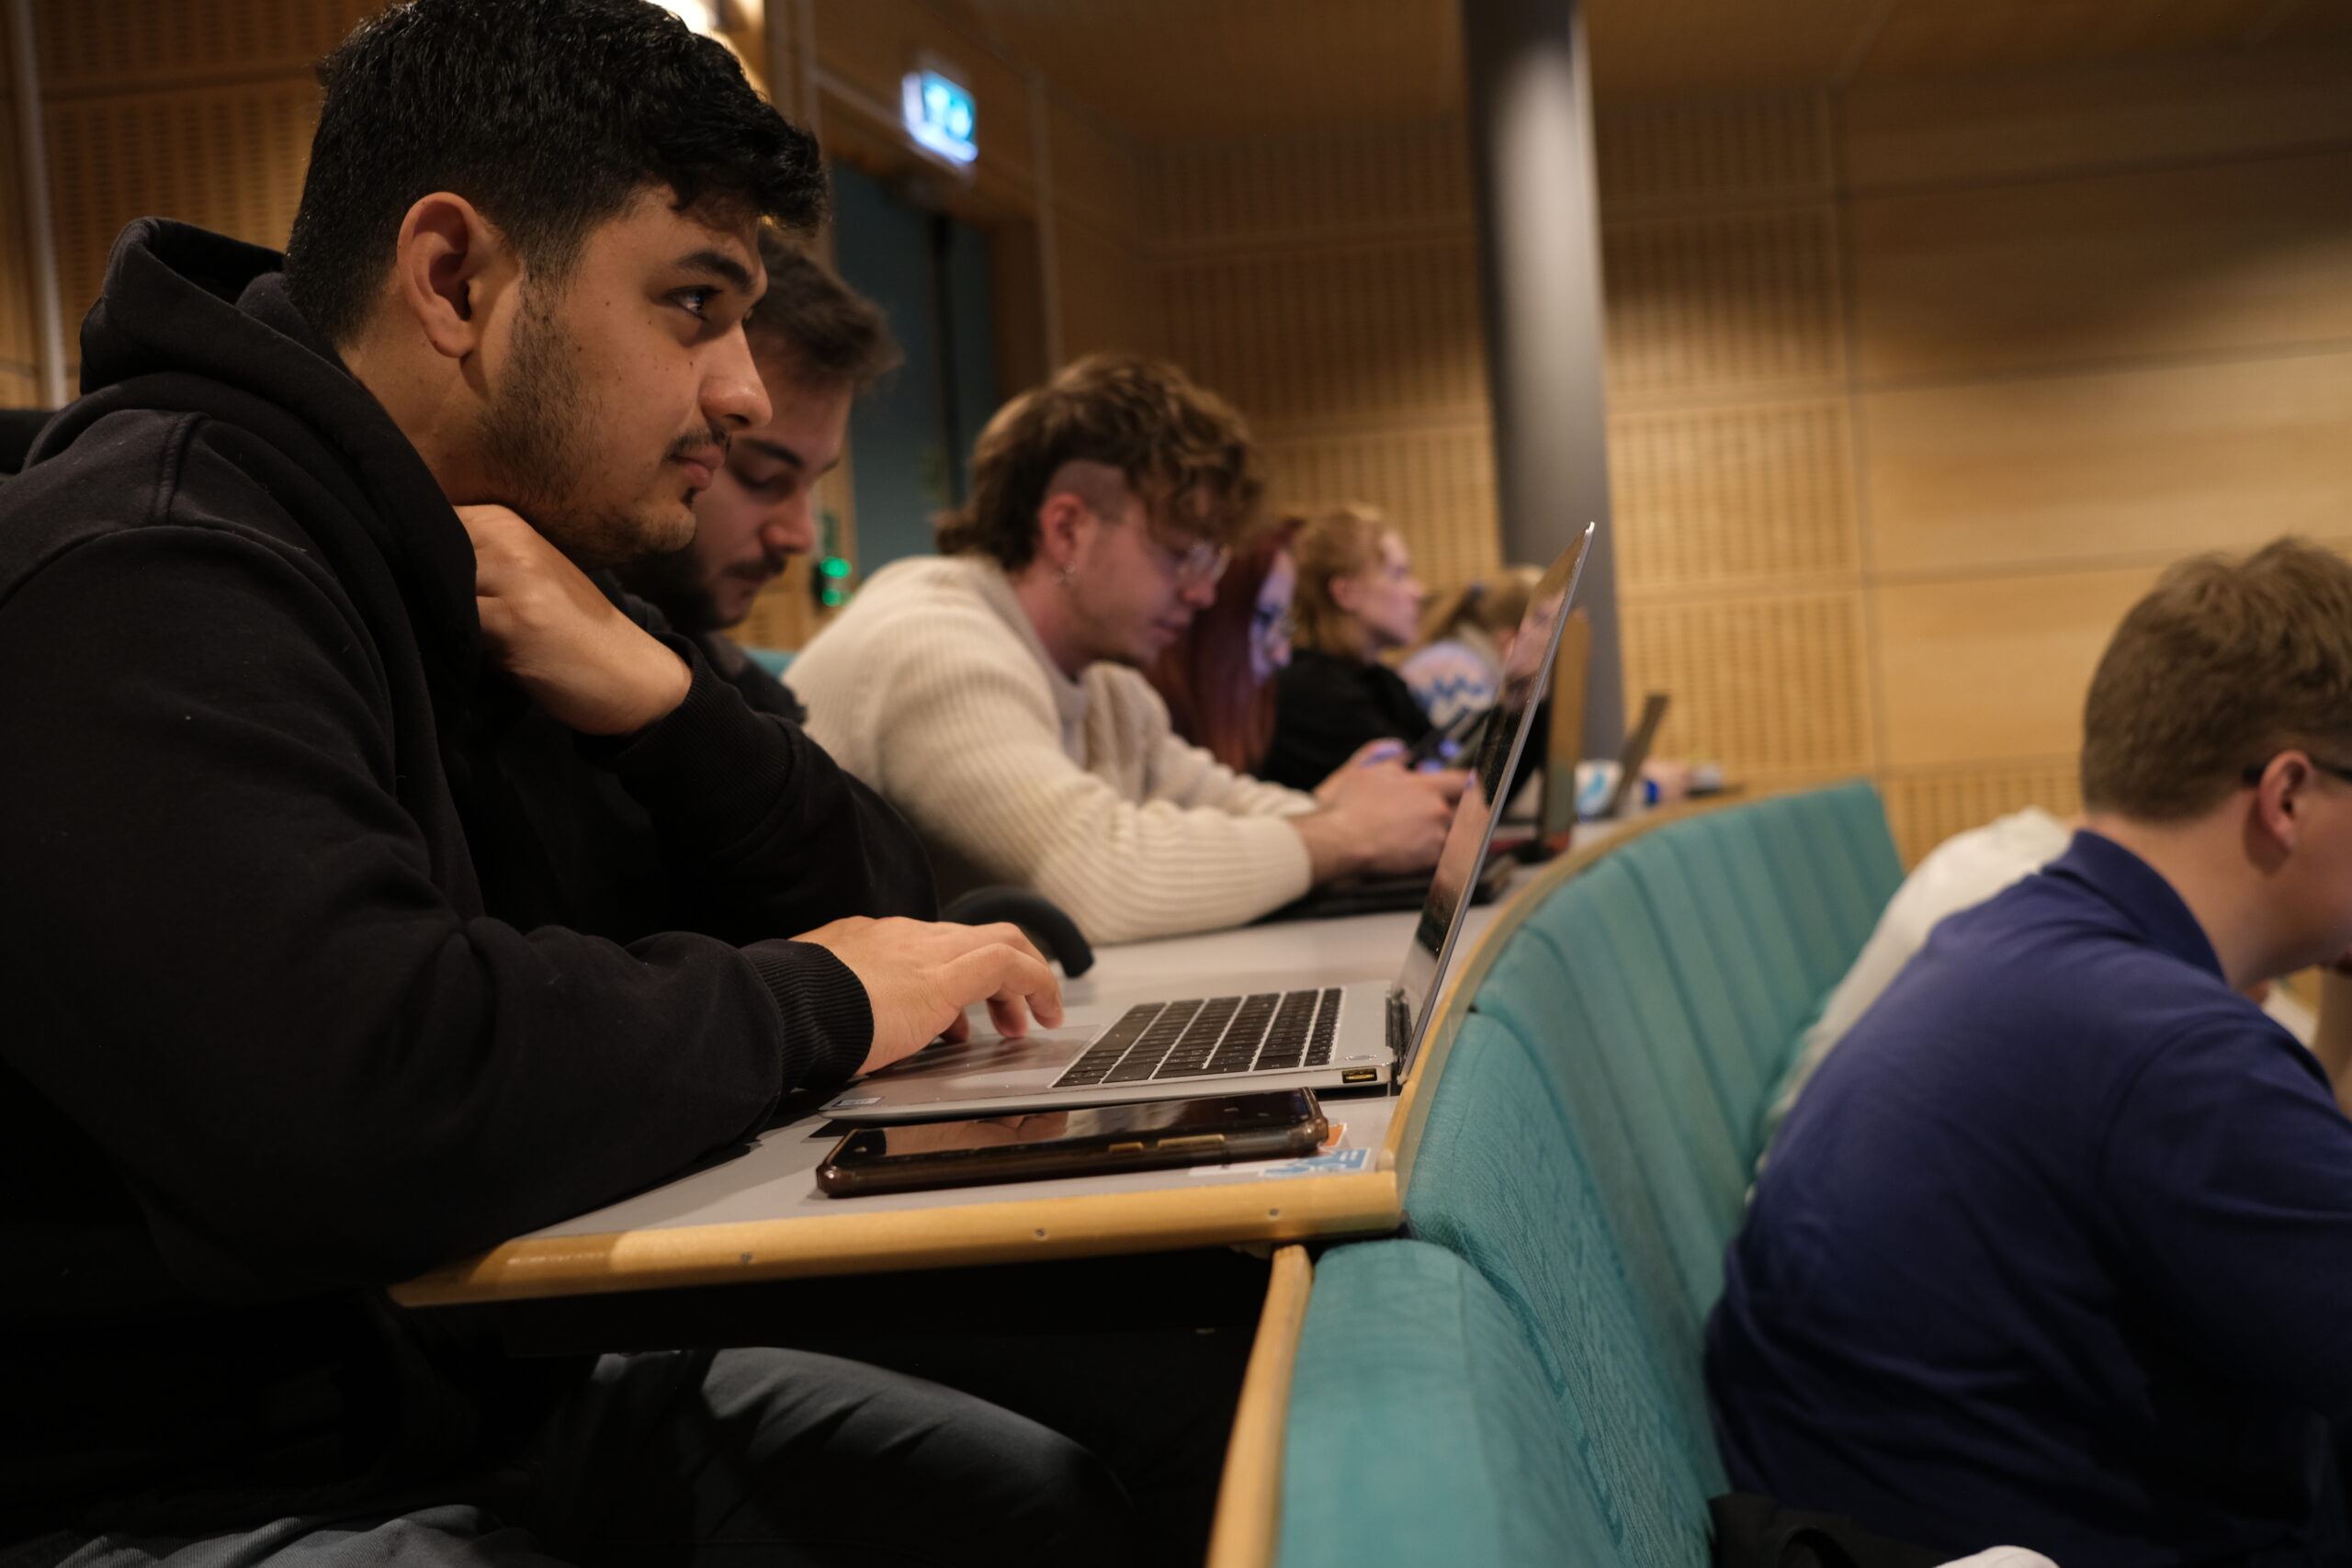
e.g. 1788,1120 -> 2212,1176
1145,515 -> 1300,775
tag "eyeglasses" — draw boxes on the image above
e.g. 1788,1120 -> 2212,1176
2241,753 -> 2352,786
1250,603 -> 1295,643
1154,536 -> 1231,588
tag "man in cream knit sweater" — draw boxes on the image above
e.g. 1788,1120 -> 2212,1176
787,355 -> 1459,944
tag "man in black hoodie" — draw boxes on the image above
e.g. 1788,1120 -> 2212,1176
0,2 -> 1127,1564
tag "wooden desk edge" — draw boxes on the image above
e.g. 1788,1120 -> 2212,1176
391,1169 -> 1395,1306
1205,1245 -> 1313,1568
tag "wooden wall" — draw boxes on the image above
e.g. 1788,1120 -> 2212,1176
28,0 -> 380,386
1150,122 -> 1500,592
1151,42 -> 2352,863
1845,43 -> 2352,860
0,15 -> 43,406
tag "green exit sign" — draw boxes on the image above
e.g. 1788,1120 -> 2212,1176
901,68 -> 977,166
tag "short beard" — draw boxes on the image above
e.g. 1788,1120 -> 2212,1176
476,284 -> 639,570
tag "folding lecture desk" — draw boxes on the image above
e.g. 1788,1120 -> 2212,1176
390,825 -> 1637,1568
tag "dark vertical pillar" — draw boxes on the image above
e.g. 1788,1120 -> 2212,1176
1460,0 -> 1623,756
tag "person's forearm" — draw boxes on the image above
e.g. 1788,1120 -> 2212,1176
597,654 -> 934,934
1288,809 -> 1368,883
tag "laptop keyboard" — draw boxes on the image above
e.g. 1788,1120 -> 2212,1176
1051,988 -> 1344,1089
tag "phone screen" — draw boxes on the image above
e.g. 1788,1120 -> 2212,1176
835,1091 -> 1317,1163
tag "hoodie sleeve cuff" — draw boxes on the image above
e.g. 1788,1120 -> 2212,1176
582,637 -> 797,844
742,939 -> 874,1091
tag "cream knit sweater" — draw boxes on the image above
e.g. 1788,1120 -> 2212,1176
785,555 -> 1317,944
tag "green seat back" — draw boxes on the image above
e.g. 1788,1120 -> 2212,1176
1474,863 -> 1747,1289
1405,1012 -> 1724,1567
1612,782 -> 1903,1159
1278,1240 -> 1619,1568
1278,784 -> 1907,1568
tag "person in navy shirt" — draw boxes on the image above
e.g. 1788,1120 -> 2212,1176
1708,536 -> 2352,1568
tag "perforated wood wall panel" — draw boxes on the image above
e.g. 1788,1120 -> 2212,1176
962,0 -> 1464,142
1853,0 -> 2296,83
1260,423 -> 1500,592
1840,44 -> 2352,191
1881,761 -> 2082,868
1159,237 -> 1486,427
32,0 -> 379,94
1048,97 -> 1141,245
0,23 -> 40,403
1150,120 -> 1498,597
46,80 -> 322,347
1603,208 -> 1845,399
1851,150 -> 2352,384
1594,95 -> 1834,216
1619,591 -> 1871,782
1148,120 -> 1472,254
1056,214 -> 1157,359
1611,400 -> 1857,592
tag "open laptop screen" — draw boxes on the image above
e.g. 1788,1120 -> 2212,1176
1393,524 -> 1596,1074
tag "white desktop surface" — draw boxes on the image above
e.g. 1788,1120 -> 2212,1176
517,902 -> 1497,1242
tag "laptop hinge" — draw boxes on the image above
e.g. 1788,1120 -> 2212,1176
1386,989 -> 1411,1096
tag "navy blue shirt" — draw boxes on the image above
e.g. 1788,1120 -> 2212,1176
1707,830 -> 2352,1568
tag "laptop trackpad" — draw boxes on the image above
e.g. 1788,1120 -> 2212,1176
859,1029 -> 1090,1086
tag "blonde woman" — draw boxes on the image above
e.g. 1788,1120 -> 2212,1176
1398,565 -> 1543,728
1262,505 -> 1432,790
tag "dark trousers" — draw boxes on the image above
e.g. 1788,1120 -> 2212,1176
13,1348 -> 1139,1568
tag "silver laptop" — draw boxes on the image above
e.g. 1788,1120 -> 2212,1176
819,524 -> 1597,1124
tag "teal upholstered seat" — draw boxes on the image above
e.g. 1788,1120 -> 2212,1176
1404,1012 -> 1725,1568
1278,1241 -> 1620,1568
1274,782 -> 1907,1568
743,646 -> 795,678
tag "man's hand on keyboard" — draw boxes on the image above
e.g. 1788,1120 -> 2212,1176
1293,761 -> 1467,882
795,917 -> 1066,1075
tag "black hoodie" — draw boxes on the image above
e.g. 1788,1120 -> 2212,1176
0,220 -> 934,1540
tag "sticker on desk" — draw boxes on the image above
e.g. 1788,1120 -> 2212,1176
1257,1147 -> 1373,1179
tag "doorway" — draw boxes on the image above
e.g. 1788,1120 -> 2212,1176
828,162 -> 1000,575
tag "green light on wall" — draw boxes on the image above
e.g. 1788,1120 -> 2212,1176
816,554 -> 852,608
813,508 -> 853,610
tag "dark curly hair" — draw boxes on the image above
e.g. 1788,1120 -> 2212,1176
938,354 -> 1262,573
286,0 -> 823,345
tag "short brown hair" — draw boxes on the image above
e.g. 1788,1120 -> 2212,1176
748,227 -> 899,393
938,354 -> 1262,571
2081,537 -> 2352,820
1291,504 -> 1392,658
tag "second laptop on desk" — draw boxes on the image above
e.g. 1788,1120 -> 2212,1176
820,522 -> 1599,1125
